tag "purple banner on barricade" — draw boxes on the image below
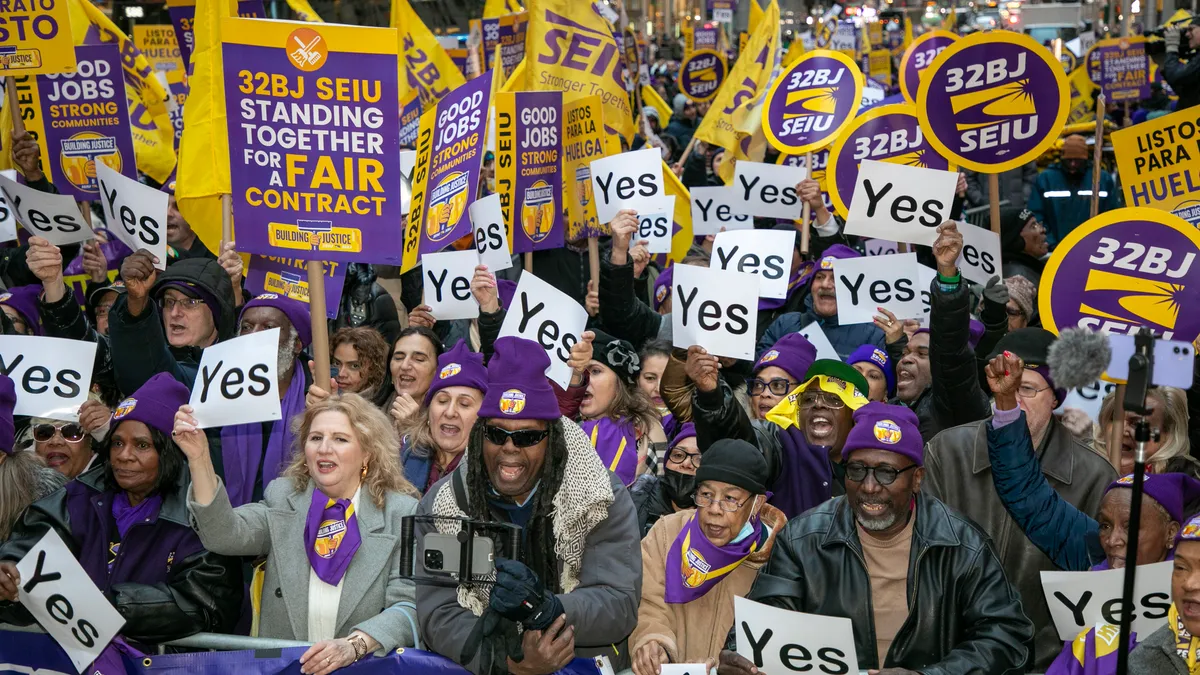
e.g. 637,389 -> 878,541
244,255 -> 347,319
36,44 -> 138,201
222,20 -> 403,265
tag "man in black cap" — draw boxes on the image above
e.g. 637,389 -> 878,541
923,327 -> 1117,668
631,439 -> 787,675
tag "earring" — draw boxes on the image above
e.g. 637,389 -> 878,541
361,464 -> 368,479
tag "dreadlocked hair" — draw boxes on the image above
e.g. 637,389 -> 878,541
465,416 -> 568,594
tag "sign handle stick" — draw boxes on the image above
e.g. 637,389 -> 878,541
221,193 -> 233,244
1090,93 -> 1106,219
1106,384 -> 1126,471
588,237 -> 600,287
800,151 -> 814,255
988,173 -> 1001,235
673,135 -> 699,174
307,260 -> 331,391
524,252 -> 533,272
4,77 -> 25,136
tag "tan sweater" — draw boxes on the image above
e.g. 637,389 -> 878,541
631,504 -> 787,664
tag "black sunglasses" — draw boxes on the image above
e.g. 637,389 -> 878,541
844,462 -> 917,486
34,422 -> 86,443
483,425 -> 549,448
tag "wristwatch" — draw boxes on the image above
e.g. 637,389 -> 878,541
347,634 -> 369,661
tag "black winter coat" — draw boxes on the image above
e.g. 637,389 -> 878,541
333,263 -> 400,348
735,494 -> 1033,674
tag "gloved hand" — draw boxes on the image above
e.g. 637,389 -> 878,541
488,558 -> 564,631
982,275 -> 1009,307
1165,26 -> 1182,52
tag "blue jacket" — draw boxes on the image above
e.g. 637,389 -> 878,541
1029,163 -> 1121,246
986,411 -> 1104,571
756,293 -> 886,360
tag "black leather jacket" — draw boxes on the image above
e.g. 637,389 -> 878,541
735,494 -> 1033,674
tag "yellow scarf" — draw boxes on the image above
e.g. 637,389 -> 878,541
1170,603 -> 1200,674
765,374 -> 870,430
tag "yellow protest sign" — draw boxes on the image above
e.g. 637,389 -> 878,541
0,0 -> 76,75
868,49 -> 891,86
1111,107 -> 1200,228
563,96 -> 608,240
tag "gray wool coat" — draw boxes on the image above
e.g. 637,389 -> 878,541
1128,623 -> 1191,674
188,477 -> 420,652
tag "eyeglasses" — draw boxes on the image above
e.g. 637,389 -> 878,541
845,462 -> 917,486
667,448 -> 701,469
1018,384 -> 1051,399
162,296 -> 206,312
1005,306 -> 1025,317
799,391 -> 845,410
33,422 -> 86,443
483,425 -> 549,448
748,378 -> 799,396
694,491 -> 748,512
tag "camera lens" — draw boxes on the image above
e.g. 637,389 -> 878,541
425,549 -> 444,570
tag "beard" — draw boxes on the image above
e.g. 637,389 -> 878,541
854,498 -> 901,532
278,349 -> 298,381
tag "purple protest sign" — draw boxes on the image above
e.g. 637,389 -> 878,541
707,0 -> 736,22
899,30 -> 958,104
1040,208 -> 1200,345
826,103 -> 955,218
222,21 -> 402,265
168,0 -> 265,70
678,50 -> 726,102
35,44 -> 137,201
693,25 -> 720,52
496,91 -> 564,254
399,89 -> 421,148
917,31 -> 1068,174
1086,37 -> 1149,102
482,12 -> 528,81
762,50 -> 863,155
244,255 -> 347,319
402,70 -> 495,272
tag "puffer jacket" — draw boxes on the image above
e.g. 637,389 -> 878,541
632,505 -> 787,665
898,277 -> 991,443
736,493 -> 1033,673
924,415 -> 1117,668
108,257 -> 237,393
332,263 -> 401,348
0,465 -> 244,643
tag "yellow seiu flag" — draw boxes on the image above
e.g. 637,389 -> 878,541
942,7 -> 957,33
1066,64 -> 1099,125
286,0 -> 324,22
902,17 -> 914,51
642,85 -> 672,127
661,162 -> 694,263
749,0 -> 764,34
1,0 -> 180,183
783,34 -> 806,67
392,0 -> 467,111
694,0 -> 779,161
174,0 -> 236,253
525,0 -> 635,145
483,0 -> 524,19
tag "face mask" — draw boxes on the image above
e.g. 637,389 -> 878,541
731,504 -> 761,544
661,468 -> 697,507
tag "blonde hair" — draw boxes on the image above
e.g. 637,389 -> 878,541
0,452 -> 64,540
282,393 -> 418,506
1094,386 -> 1190,473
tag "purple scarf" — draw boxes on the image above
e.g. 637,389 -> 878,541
664,511 -> 763,603
757,261 -> 814,312
580,417 -> 639,486
769,426 -> 834,520
222,361 -> 307,506
304,491 -> 362,586
1045,622 -> 1135,675
111,492 -> 163,540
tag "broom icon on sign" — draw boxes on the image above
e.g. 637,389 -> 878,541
291,33 -> 324,67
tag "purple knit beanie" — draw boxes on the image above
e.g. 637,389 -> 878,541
0,285 -> 44,335
477,337 -> 560,420
239,293 -> 313,348
841,402 -> 923,466
112,372 -> 191,437
755,333 -> 817,383
424,340 -> 489,405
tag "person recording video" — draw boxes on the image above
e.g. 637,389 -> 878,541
1163,18 -> 1200,110
414,337 -> 642,675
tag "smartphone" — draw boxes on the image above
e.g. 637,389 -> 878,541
1106,334 -> 1195,389
422,532 -> 496,580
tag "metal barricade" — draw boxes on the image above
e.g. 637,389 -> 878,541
962,200 -> 1011,229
